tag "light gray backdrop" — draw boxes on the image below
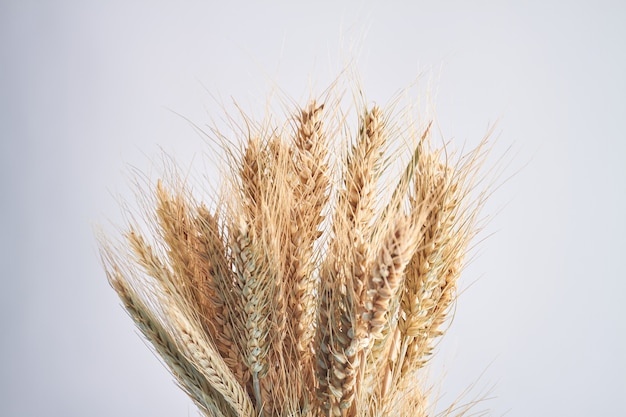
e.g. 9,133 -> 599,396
1,1 -> 625,416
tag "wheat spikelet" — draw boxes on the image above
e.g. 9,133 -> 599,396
170,301 -> 256,417
397,146 -> 485,386
314,105 -> 388,417
235,131 -> 300,415
230,219 -> 270,410
277,101 -> 331,412
289,101 -> 329,366
194,204 -> 251,386
99,78 -> 495,417
155,182 -> 226,351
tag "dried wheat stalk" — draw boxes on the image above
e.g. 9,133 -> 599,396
98,84 -> 493,417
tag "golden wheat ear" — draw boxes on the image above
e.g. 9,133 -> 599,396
99,80 -> 495,417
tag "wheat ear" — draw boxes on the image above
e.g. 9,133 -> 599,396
235,131 -> 298,415
289,101 -> 329,366
166,295 -> 256,417
195,204 -> 251,387
316,105 -> 387,417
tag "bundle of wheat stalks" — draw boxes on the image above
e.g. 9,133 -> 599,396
99,91 -> 491,417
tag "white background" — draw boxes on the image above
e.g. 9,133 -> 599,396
1,1 -> 625,416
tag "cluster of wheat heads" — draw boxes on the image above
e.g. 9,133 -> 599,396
99,94 -> 492,417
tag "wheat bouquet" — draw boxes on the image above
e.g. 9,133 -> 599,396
99,87 -> 491,417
